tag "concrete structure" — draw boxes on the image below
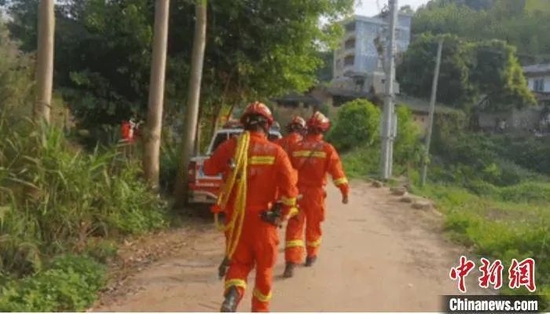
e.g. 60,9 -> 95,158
523,63 -> 550,107
332,12 -> 412,80
524,63 -> 550,93
272,88 -> 459,137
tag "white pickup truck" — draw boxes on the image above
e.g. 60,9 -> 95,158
187,120 -> 282,204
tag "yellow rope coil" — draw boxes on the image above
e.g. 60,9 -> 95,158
213,131 -> 250,259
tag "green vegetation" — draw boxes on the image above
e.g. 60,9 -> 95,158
337,100 -> 550,307
397,33 -> 536,110
0,27 -> 168,311
5,0 -> 354,144
329,99 -> 423,180
0,255 -> 107,311
0,0 -> 356,309
412,0 -> 550,63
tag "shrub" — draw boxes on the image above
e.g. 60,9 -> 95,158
0,254 -> 106,312
341,146 -> 380,179
394,105 -> 424,168
327,99 -> 381,151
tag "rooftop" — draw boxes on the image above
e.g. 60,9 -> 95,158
522,63 -> 550,75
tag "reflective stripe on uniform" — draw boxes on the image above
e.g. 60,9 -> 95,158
225,279 -> 247,290
249,156 -> 275,165
292,150 -> 326,158
333,177 -> 348,186
285,239 -> 305,248
288,206 -> 299,217
307,238 -> 322,247
253,288 -> 272,303
281,196 -> 296,206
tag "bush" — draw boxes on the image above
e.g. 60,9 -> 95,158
394,105 -> 424,168
0,254 -> 106,312
327,99 -> 381,151
341,146 -> 380,179
0,122 -> 168,276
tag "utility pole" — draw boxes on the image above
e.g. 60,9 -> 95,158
143,0 -> 170,190
173,0 -> 207,206
380,0 -> 398,180
34,0 -> 55,124
420,38 -> 443,187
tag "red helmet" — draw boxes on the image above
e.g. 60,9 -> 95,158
307,111 -> 331,132
239,101 -> 274,127
288,116 -> 306,129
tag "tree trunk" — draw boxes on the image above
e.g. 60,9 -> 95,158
34,0 -> 55,124
173,0 -> 207,206
143,0 -> 170,190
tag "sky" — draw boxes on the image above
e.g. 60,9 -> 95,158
356,0 -> 430,16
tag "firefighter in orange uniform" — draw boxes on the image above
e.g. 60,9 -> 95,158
274,116 -> 306,154
203,101 -> 299,312
282,111 -> 349,278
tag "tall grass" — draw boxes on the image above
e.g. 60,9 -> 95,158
0,119 -> 168,276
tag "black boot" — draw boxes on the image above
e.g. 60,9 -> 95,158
283,262 -> 295,278
304,256 -> 317,267
220,286 -> 239,312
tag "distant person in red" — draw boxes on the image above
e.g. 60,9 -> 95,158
120,119 -> 138,157
121,119 -> 135,143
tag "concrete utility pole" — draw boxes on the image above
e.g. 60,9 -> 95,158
173,0 -> 207,206
420,38 -> 444,187
34,0 -> 55,124
143,0 -> 171,190
380,0 -> 398,180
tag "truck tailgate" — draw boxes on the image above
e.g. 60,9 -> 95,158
190,156 -> 222,189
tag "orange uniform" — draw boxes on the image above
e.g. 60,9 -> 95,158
274,132 -> 302,154
121,121 -> 134,143
285,133 -> 349,264
203,131 -> 298,312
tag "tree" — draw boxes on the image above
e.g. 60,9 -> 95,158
173,0 -> 207,206
316,50 -> 334,83
6,0 -> 354,147
397,33 -> 475,107
412,0 -> 550,62
469,40 -> 537,111
34,0 -> 55,123
326,99 -> 381,152
397,34 -> 536,110
143,0 -> 170,190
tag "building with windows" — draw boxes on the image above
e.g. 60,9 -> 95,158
523,63 -> 550,106
524,63 -> 550,93
332,12 -> 413,81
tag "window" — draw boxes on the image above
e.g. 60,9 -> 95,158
534,78 -> 545,92
345,21 -> 356,32
344,55 -> 354,66
345,39 -> 356,50
211,132 -> 230,153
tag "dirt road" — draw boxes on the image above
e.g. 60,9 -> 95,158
94,181 -> 486,312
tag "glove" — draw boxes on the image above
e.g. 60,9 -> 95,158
260,201 -> 284,227
260,209 -> 283,227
